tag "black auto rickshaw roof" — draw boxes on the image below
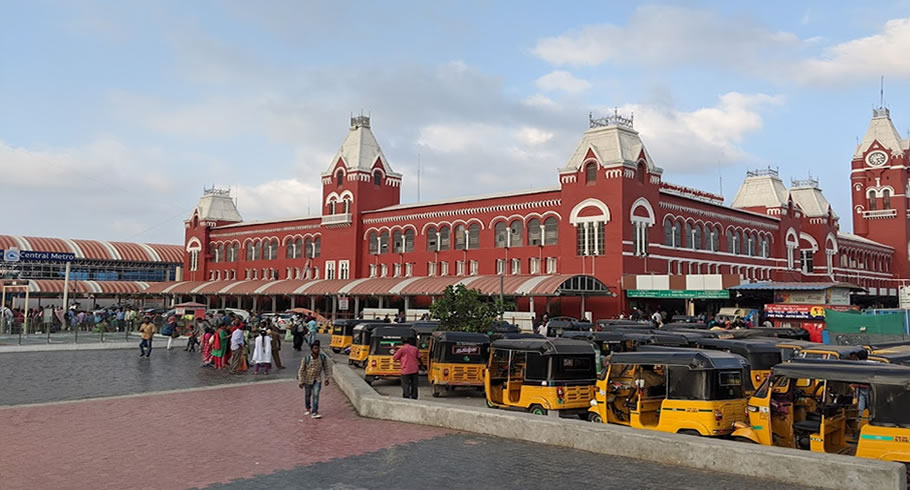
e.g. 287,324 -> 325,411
800,344 -> 868,356
871,351 -> 910,365
371,326 -> 417,339
597,319 -> 651,327
498,332 -> 545,340
432,331 -> 491,344
773,360 -> 910,386
867,340 -> 910,350
489,322 -> 520,333
608,350 -> 748,370
729,327 -> 809,340
545,319 -> 594,330
560,330 -> 594,340
662,322 -> 709,330
353,322 -> 383,332
491,338 -> 595,355
696,338 -> 781,354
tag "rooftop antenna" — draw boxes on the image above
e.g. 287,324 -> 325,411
880,75 -> 884,108
717,161 -> 723,197
417,153 -> 421,203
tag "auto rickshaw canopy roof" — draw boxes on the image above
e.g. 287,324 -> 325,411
799,344 -> 868,357
371,326 -> 418,339
870,351 -> 910,365
695,338 -> 782,354
608,350 -> 748,370
432,331 -> 491,344
491,338 -> 595,355
411,322 -> 439,335
773,360 -> 910,386
353,322 -> 384,332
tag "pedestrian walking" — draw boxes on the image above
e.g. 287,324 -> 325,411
251,329 -> 272,375
162,316 -> 179,350
138,317 -> 156,358
298,340 -> 331,419
306,317 -> 317,346
268,327 -> 284,369
201,326 -> 215,366
292,318 -> 305,351
393,337 -> 420,399
229,323 -> 246,374
211,325 -> 228,369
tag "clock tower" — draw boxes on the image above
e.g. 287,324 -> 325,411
850,107 -> 910,277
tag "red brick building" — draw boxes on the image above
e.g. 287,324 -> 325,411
156,109 -> 904,319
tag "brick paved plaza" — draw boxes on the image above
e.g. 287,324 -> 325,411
0,346 -> 809,489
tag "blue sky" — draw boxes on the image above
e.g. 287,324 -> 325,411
2,1 -> 910,244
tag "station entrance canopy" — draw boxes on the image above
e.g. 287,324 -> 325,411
142,274 -> 613,298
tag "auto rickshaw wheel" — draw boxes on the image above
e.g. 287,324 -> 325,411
732,436 -> 757,444
348,359 -> 353,365
529,404 -> 548,416
485,398 -> 497,409
588,413 -> 603,423
364,376 -> 373,386
332,347 -> 341,353
677,429 -> 701,437
432,385 -> 441,397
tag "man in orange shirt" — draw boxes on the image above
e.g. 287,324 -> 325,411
392,337 -> 420,399
138,317 -> 156,358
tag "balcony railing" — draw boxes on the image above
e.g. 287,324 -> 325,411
862,209 -> 897,219
321,212 -> 352,225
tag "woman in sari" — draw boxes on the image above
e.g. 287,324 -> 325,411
201,326 -> 215,367
211,325 -> 228,369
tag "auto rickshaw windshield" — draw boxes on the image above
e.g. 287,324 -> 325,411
667,367 -> 745,400
871,385 -> 910,428
746,352 -> 783,370
440,343 -> 487,363
552,355 -> 596,380
375,338 -> 404,355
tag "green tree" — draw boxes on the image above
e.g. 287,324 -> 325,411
429,284 -> 508,333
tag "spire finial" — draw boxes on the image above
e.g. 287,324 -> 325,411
880,75 -> 884,108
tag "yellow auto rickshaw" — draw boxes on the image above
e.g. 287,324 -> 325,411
797,344 -> 868,361
412,322 -> 438,371
588,350 -> 749,436
694,338 -> 782,391
348,323 -> 381,367
427,331 -> 490,397
732,359 -> 910,465
330,319 -> 359,353
484,338 -> 596,416
364,326 -> 417,385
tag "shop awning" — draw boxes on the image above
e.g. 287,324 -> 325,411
12,280 -> 150,295
138,274 -> 612,297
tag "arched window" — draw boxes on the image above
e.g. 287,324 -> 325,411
883,189 -> 891,209
313,236 -> 321,257
373,170 -> 382,186
673,220 -> 682,248
343,198 -> 351,214
368,232 -> 378,254
468,223 -> 481,249
735,231 -> 742,255
664,219 -> 673,246
404,228 -> 415,252
286,239 -> 295,259
454,225 -> 466,250
684,222 -> 691,249
692,224 -> 701,250
335,169 -> 344,187
210,244 -> 219,263
495,222 -> 508,248
439,226 -> 450,250
379,231 -> 389,253
750,233 -> 758,256
392,230 -> 403,253
228,243 -> 238,262
544,217 -> 558,245
869,192 -> 877,211
585,162 -> 597,184
527,218 -> 542,245
713,226 -> 721,252
509,220 -> 523,247
267,239 -> 279,260
328,200 -> 337,215
726,230 -> 734,254
427,226 -> 438,251
638,162 -> 646,183
304,237 -> 313,257
218,243 -> 225,262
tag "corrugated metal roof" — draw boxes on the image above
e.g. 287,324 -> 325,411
730,281 -> 864,291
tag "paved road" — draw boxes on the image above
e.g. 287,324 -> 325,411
209,433 -> 806,490
0,342 -> 306,406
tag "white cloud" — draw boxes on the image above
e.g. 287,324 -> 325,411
516,127 -> 555,145
535,70 -> 592,94
797,17 -> 910,85
232,179 -> 321,219
521,94 -> 560,109
533,5 -> 799,67
615,92 -> 784,172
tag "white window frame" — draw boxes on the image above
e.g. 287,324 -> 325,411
428,262 -> 437,276
339,260 -> 350,280
456,260 -> 465,276
469,260 -> 478,276
369,264 -> 377,278
325,260 -> 336,280
530,257 -> 541,274
440,261 -> 449,276
380,264 -> 388,278
394,263 -> 402,277
510,258 -> 520,275
405,263 -> 413,277
496,259 -> 506,275
546,257 -> 557,274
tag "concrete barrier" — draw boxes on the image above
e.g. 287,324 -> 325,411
0,335 -> 186,353
332,364 -> 906,489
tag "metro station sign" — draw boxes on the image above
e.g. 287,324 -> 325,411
626,289 -> 730,299
0,249 -> 75,263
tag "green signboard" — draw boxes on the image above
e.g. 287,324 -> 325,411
626,289 -> 730,299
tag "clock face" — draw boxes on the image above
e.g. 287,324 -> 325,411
867,151 -> 888,166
